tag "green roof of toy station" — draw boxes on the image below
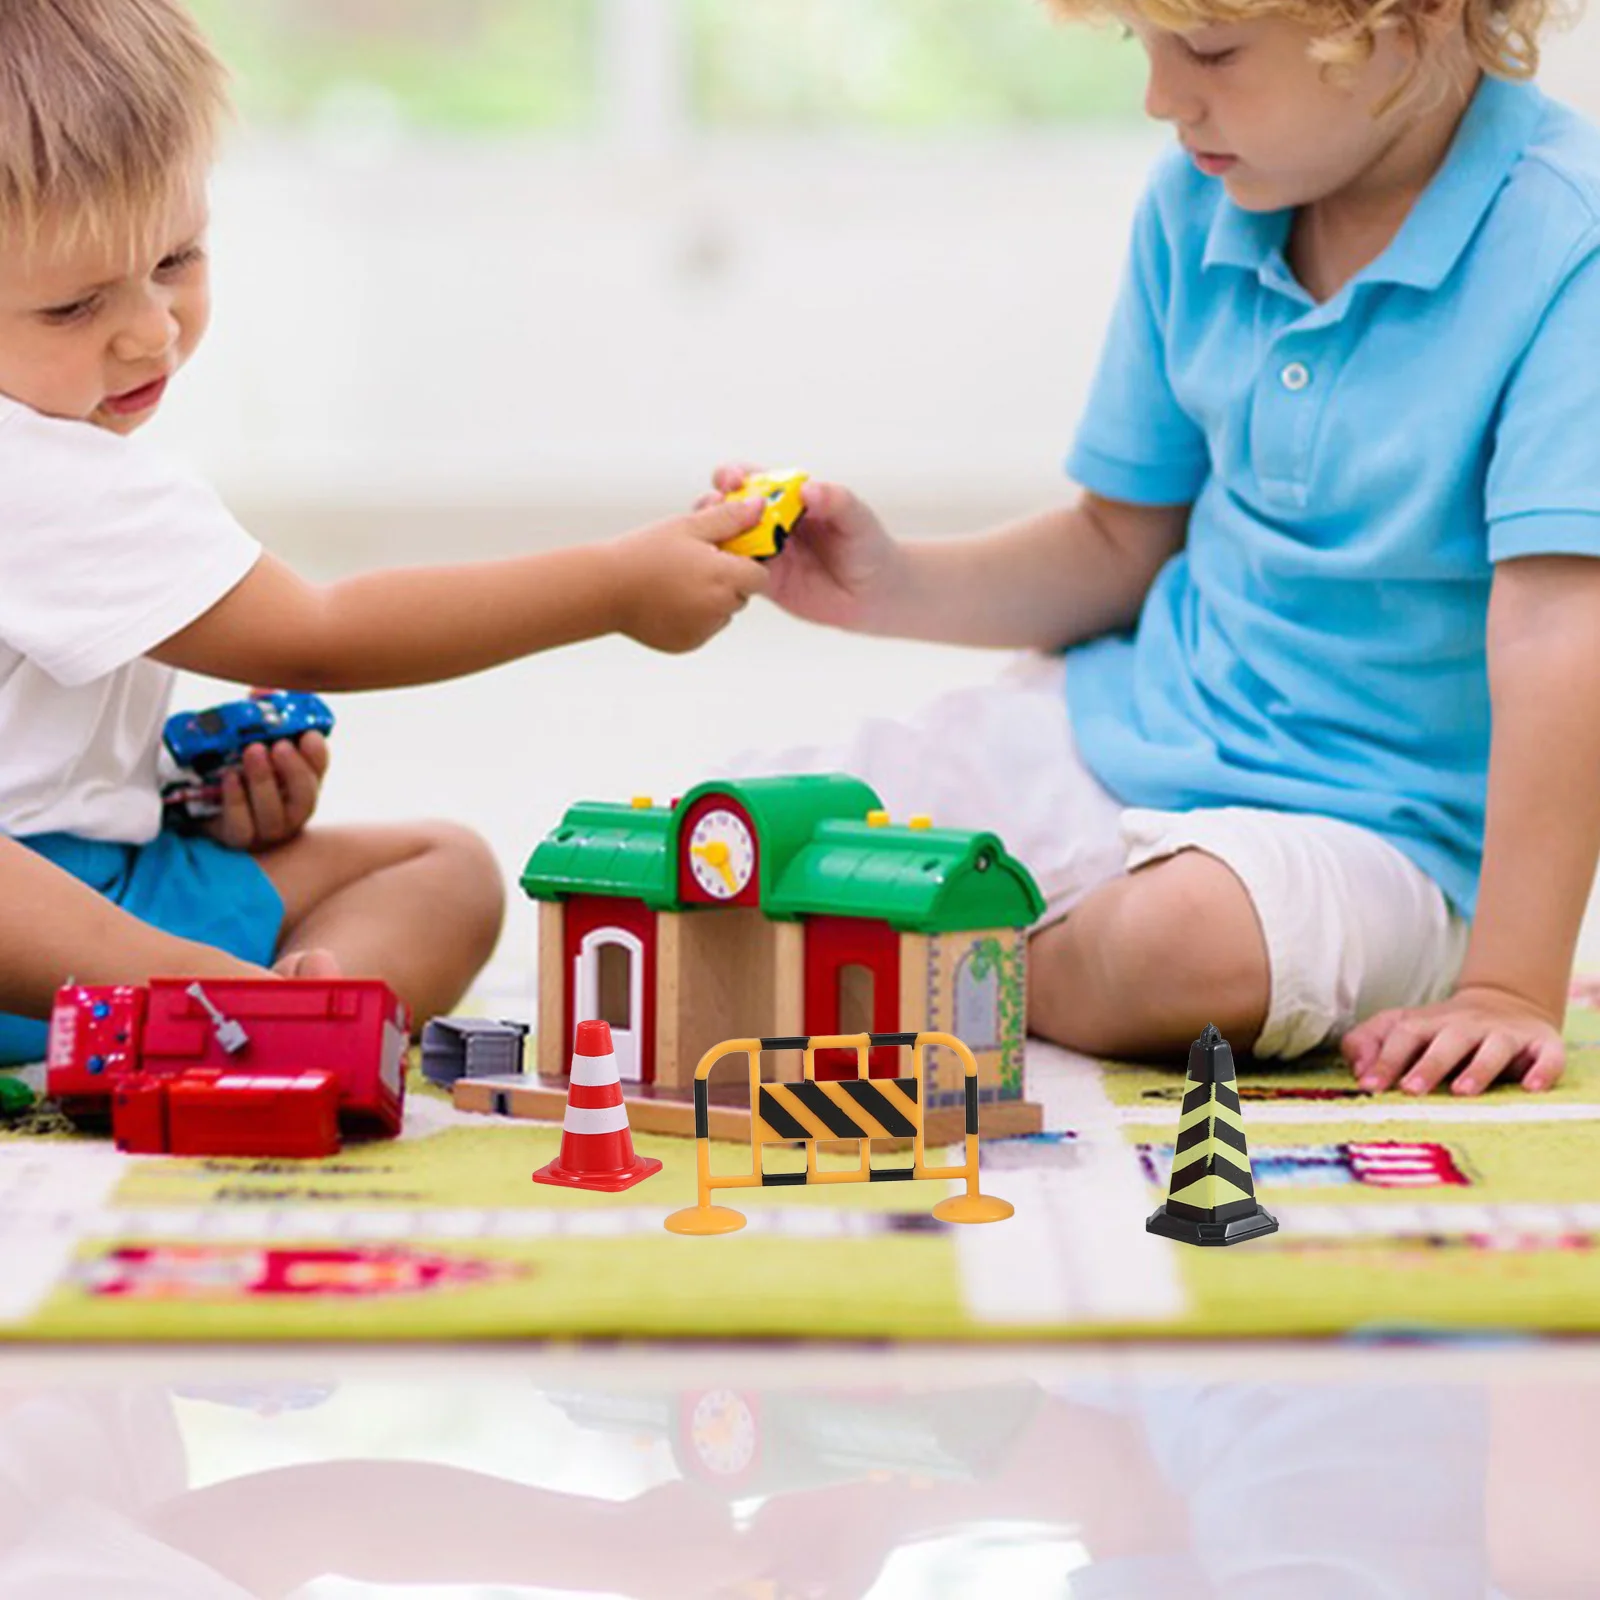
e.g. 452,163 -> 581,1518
521,774 -> 1044,932
762,818 -> 1043,933
519,800 -> 680,908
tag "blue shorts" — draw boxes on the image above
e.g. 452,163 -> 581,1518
0,830 -> 285,1067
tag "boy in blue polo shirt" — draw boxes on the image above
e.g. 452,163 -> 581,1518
717,0 -> 1599,1093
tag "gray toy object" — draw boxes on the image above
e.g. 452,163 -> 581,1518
420,1017 -> 529,1088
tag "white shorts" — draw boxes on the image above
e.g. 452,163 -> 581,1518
730,653 -> 1469,1059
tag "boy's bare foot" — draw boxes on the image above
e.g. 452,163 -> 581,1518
273,948 -> 342,980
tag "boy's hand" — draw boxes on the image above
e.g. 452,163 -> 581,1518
1341,984 -> 1565,1095
204,732 -> 330,853
701,462 -> 906,633
609,501 -> 771,653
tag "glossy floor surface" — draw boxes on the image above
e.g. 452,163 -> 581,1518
1,1343 -> 1596,1597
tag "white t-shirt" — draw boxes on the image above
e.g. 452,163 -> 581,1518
0,396 -> 261,844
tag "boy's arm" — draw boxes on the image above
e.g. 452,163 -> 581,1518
1343,555 -> 1600,1094
0,838 -> 268,1019
758,476 -> 1190,652
149,501 -> 766,689
1466,555 -> 1600,1021
887,494 -> 1191,650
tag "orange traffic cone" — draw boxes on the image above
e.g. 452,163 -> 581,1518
532,1020 -> 662,1193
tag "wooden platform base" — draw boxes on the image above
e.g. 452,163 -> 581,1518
452,1074 -> 1045,1146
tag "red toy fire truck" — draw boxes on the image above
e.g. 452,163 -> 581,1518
114,1070 -> 342,1159
48,978 -> 409,1145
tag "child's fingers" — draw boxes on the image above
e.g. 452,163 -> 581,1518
1397,1024 -> 1475,1094
1523,1035 -> 1566,1092
1340,1019 -> 1379,1072
240,743 -> 288,841
207,769 -> 254,851
1449,1030 -> 1525,1096
1345,1011 -> 1407,1089
1366,1013 -> 1433,1091
683,497 -> 766,545
728,554 -> 772,602
272,739 -> 321,830
296,730 -> 331,779
713,461 -> 763,494
801,478 -> 855,522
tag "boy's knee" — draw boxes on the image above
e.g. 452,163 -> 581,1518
417,821 -> 506,938
1028,850 -> 1269,1058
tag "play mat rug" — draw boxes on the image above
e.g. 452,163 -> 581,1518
4,1004 -> 1600,1342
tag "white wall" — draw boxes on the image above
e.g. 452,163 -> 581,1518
1542,11 -> 1600,115
162,134 -> 1159,547
152,13 -> 1600,553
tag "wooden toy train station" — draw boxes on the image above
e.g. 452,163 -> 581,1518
452,775 -> 1048,1143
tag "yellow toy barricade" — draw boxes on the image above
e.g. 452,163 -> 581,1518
664,1030 -> 1013,1236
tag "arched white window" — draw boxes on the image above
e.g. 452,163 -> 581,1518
953,945 -> 1001,1052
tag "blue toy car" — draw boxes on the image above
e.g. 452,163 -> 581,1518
164,690 -> 335,778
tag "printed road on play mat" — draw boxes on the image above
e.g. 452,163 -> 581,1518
2,1007 -> 1599,1340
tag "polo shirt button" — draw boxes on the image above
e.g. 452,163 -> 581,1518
1281,361 -> 1312,392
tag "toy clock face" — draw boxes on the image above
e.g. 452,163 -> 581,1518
687,807 -> 755,901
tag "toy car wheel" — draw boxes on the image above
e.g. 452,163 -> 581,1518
771,503 -> 805,559
193,747 -> 243,780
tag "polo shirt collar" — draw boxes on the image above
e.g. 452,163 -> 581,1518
1202,74 -> 1547,293
1202,193 -> 1288,277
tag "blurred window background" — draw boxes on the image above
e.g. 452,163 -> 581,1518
688,0 -> 1140,130
189,0 -> 602,135
169,0 -> 1599,542
188,0 -> 1143,139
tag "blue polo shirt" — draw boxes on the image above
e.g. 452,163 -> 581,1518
1064,76 -> 1600,916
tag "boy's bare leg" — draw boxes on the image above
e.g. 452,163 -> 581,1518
255,821 -> 506,1025
1027,850 -> 1271,1058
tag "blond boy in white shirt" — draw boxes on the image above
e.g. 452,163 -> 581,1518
0,0 -> 767,1063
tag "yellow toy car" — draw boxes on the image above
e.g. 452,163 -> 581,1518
719,469 -> 809,561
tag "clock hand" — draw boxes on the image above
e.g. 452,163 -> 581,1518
692,841 -> 740,893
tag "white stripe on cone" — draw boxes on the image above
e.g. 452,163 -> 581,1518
570,1051 -> 622,1089
562,1103 -> 631,1136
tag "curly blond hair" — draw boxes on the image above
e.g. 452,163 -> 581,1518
1044,0 -> 1572,81
0,0 -> 229,257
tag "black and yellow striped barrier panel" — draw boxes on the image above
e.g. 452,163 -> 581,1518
1146,1023 -> 1279,1247
663,1030 -> 1014,1236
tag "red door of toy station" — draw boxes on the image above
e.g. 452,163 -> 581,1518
803,916 -> 901,1079
563,896 -> 656,1085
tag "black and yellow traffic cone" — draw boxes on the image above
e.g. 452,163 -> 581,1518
1147,1023 -> 1278,1247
